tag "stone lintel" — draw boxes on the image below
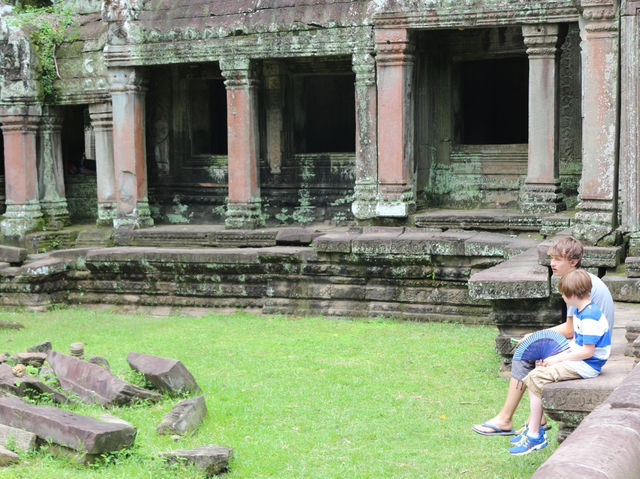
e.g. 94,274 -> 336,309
0,396 -> 137,454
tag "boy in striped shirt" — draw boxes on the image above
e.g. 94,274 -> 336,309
509,269 -> 611,455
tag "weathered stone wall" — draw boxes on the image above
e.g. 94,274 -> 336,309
0,229 -> 538,324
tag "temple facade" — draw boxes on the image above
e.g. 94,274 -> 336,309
0,0 -> 637,248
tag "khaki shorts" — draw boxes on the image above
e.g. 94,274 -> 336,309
523,363 -> 582,397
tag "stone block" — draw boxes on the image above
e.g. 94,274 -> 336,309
604,361 -> 640,409
88,355 -> 110,370
626,256 -> 640,278
157,395 -> 207,436
47,351 -> 161,406
27,341 -> 52,354
275,228 -> 320,245
0,424 -> 37,451
463,232 -> 509,258
542,357 -> 636,440
126,352 -> 201,395
469,249 -> 549,300
0,320 -> 24,330
603,275 -> 640,302
533,408 -> 640,479
20,257 -> 72,278
312,233 -> 352,253
0,445 -> 19,467
14,352 -> 46,367
0,363 -> 68,404
0,396 -> 137,454
159,445 -> 233,477
0,245 -> 27,264
351,231 -> 403,255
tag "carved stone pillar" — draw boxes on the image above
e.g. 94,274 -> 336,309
108,67 -> 153,229
573,0 -> 619,244
620,1 -> 640,253
89,102 -> 116,226
520,24 -> 566,213
0,104 -> 44,240
352,52 -> 378,220
263,62 -> 283,176
37,105 -> 70,229
221,58 -> 262,229
374,28 -> 415,217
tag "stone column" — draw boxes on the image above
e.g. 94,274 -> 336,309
37,105 -> 70,229
375,27 -> 415,218
108,67 -> 153,229
89,102 -> 116,226
263,62 -> 283,176
573,0 -> 619,244
220,58 -> 262,229
352,52 -> 378,220
0,104 -> 44,240
620,1 -> 640,254
519,24 -> 566,214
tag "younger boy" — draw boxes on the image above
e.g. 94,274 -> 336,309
509,269 -> 611,455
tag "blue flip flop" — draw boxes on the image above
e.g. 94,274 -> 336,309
472,422 -> 517,436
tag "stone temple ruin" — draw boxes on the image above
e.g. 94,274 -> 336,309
0,0 -> 639,476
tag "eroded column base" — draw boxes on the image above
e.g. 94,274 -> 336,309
40,200 -> 71,230
97,202 -> 117,227
1,203 -> 44,241
113,201 -> 154,229
519,183 -> 566,214
225,201 -> 264,229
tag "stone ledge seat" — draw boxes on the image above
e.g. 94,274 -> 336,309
468,247 -> 549,300
535,361 -> 640,478
541,355 -> 636,442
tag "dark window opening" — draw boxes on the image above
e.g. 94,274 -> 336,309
62,106 -> 93,175
459,57 -> 528,144
190,79 -> 227,155
294,74 -> 355,153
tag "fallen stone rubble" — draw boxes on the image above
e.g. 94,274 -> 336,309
0,344 -> 232,475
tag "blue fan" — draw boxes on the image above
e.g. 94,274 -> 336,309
512,330 -> 570,361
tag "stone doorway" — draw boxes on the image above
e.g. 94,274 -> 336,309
62,105 -> 98,224
415,24 -> 582,211
262,57 -> 356,225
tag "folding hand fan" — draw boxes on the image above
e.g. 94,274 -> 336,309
512,330 -> 570,361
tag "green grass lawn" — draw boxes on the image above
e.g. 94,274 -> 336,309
0,308 -> 556,478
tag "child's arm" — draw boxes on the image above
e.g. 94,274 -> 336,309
541,343 -> 596,366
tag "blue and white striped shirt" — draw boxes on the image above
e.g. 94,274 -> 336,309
564,302 -> 611,378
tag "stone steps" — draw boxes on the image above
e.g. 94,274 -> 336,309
413,208 -> 571,235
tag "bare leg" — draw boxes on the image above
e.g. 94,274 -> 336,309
473,377 -> 526,433
527,390 -> 543,437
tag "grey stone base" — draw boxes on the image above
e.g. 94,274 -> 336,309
519,183 -> 566,214
113,201 -> 154,229
1,203 -> 44,241
96,202 -> 116,226
225,201 -> 264,229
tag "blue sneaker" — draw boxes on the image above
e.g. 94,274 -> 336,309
509,433 -> 548,455
509,425 -> 548,444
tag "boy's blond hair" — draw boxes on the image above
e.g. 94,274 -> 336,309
548,236 -> 583,268
558,269 -> 592,299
